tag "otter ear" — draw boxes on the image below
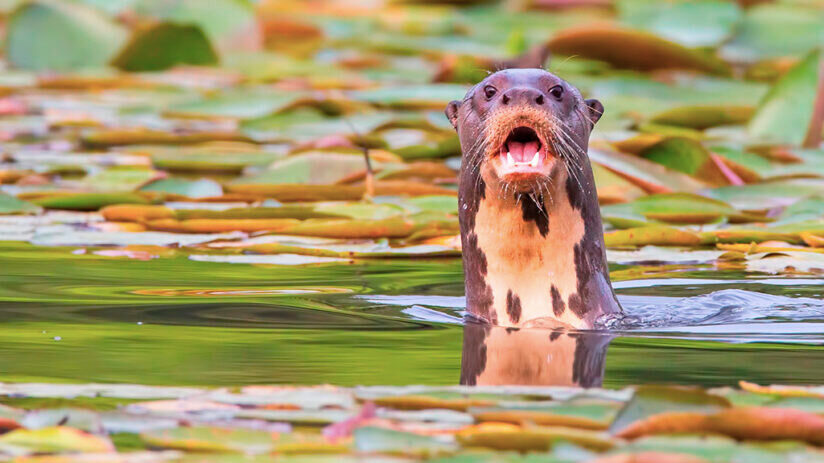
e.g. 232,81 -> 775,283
445,100 -> 461,130
585,99 -> 604,126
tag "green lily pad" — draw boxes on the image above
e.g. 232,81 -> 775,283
81,167 -> 162,193
589,146 -> 707,194
721,3 -> 824,63
140,426 -> 275,454
113,22 -> 219,72
349,85 -> 468,110
133,0 -> 258,52
0,426 -> 114,456
140,178 -> 223,198
353,426 -> 457,457
650,105 -> 754,130
601,192 -> 759,227
6,0 -> 127,71
748,50 -> 822,146
0,192 -> 41,215
30,193 -> 150,211
618,0 -> 741,48
640,138 -> 730,186
232,152 -> 384,186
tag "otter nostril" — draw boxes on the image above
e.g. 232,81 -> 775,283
535,94 -> 544,105
502,94 -> 510,105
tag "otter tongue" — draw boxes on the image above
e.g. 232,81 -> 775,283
507,140 -> 540,163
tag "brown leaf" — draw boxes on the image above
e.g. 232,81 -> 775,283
548,24 -> 729,74
227,181 -> 456,202
801,232 -> 824,248
374,396 -> 494,412
100,205 -> 175,222
617,406 -> 824,446
615,411 -> 709,439
710,407 -> 824,445
147,218 -> 301,233
739,380 -> 824,398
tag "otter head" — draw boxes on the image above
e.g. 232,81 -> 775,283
446,69 -> 603,197
447,69 -> 620,329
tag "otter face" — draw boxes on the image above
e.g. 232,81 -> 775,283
446,69 -> 603,195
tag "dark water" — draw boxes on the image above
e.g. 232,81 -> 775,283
1,241 -> 823,388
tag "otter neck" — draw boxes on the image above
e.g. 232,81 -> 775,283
459,161 -> 620,329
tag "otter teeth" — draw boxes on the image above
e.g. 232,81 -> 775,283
528,151 -> 540,167
505,150 -> 540,167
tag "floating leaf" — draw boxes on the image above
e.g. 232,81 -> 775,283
112,23 -> 219,72
548,25 -> 730,74
618,0 -> 740,48
610,386 -> 729,436
470,402 -> 619,430
100,205 -> 176,222
150,149 -> 277,173
589,146 -> 707,194
748,50 -> 822,146
30,227 -> 243,247
29,193 -> 150,211
649,105 -> 754,130
234,152 -> 387,186
602,193 -> 763,226
640,138 -> 730,186
81,167 -> 162,193
373,396 -> 495,412
166,90 -> 308,120
353,426 -> 457,457
604,226 -> 701,247
140,426 -> 275,454
0,427 -> 114,455
133,0 -> 259,52
6,0 -> 127,71
349,85 -> 467,110
740,381 -> 824,399
147,218 -> 299,233
704,178 -> 824,210
83,129 -> 251,149
721,3 -> 824,63
227,181 -> 456,202
0,192 -> 41,215
618,407 -> 824,446
456,423 -> 616,452
140,178 -> 223,199
592,164 -> 646,205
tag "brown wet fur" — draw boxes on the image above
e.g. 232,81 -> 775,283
447,68 -> 620,329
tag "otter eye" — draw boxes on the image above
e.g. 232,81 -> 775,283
483,85 -> 497,99
549,85 -> 564,100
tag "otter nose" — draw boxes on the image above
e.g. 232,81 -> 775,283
501,87 -> 545,106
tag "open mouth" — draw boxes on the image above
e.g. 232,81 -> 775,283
498,126 -> 547,171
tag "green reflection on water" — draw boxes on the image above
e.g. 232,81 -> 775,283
2,242 -> 824,388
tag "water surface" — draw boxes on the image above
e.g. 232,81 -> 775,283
1,242 -> 823,387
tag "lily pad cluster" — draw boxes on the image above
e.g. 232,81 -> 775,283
0,0 -> 823,273
4,382 -> 824,461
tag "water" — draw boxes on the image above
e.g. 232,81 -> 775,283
1,241 -> 823,388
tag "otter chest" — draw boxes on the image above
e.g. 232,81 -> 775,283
473,193 -> 588,328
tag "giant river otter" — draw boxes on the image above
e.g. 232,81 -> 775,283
446,68 -> 622,329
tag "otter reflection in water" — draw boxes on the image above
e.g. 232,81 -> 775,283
460,322 -> 612,387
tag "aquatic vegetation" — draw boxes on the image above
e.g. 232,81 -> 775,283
0,0 -> 821,272
2,382 -> 824,461
0,0 -> 824,460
